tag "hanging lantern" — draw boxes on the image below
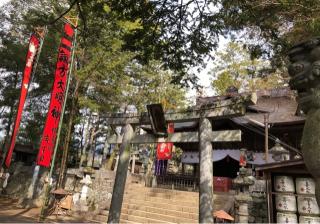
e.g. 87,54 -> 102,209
269,139 -> 290,161
239,148 -> 247,167
156,123 -> 174,160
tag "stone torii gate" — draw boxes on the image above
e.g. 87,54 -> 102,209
105,96 -> 255,223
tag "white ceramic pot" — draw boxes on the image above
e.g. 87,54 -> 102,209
299,216 -> 320,224
297,196 -> 320,215
275,195 -> 297,212
274,176 -> 295,193
296,178 -> 316,195
276,212 -> 297,224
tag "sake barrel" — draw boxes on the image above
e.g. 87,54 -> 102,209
276,212 -> 297,224
299,216 -> 320,224
297,196 -> 320,215
274,176 -> 295,193
296,177 -> 316,195
275,194 -> 297,212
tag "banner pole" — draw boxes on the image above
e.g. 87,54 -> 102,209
39,23 -> 77,222
0,28 -> 46,170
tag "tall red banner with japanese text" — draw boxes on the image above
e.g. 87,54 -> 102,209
36,23 -> 74,167
4,34 -> 41,168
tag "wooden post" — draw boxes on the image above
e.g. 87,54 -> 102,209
108,124 -> 134,223
266,172 -> 273,223
264,114 -> 269,163
131,154 -> 135,174
199,117 -> 214,223
114,154 -> 119,172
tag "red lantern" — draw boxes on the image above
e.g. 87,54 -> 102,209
157,142 -> 173,160
156,123 -> 174,160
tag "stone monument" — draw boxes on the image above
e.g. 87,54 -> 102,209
288,37 -> 320,204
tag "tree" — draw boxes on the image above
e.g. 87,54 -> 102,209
218,0 -> 320,68
48,0 -> 226,86
211,42 -> 287,94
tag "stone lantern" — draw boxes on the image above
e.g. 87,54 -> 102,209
233,149 -> 255,223
269,139 -> 290,162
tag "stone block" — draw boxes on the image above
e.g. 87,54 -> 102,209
248,215 -> 255,223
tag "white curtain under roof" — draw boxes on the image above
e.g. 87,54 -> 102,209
181,149 -> 275,165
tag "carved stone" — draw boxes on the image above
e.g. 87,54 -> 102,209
288,37 -> 320,204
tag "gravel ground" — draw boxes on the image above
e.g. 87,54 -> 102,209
0,196 -> 96,223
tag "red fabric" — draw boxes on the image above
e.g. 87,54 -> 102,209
4,34 -> 40,168
239,155 -> 246,167
156,123 -> 174,160
37,24 -> 74,167
213,176 -> 232,192
64,23 -> 74,37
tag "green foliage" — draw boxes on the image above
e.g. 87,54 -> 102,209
218,0 -> 320,67
211,42 -> 287,94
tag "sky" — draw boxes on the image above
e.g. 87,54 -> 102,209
0,0 -> 8,6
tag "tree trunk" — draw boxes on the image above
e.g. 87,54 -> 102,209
79,113 -> 92,168
57,79 -> 80,188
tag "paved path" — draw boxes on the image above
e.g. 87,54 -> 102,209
0,196 -> 94,223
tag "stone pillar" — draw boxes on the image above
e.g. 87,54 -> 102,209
235,195 -> 253,223
131,154 -> 135,174
199,117 -> 214,223
108,124 -> 134,223
27,165 -> 40,199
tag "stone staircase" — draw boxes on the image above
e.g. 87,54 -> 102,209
94,183 -> 235,223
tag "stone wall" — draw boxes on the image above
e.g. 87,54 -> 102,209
2,162 -> 48,206
64,168 -> 116,213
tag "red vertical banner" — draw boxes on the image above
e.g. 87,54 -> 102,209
36,23 -> 74,167
156,123 -> 174,160
4,34 -> 41,168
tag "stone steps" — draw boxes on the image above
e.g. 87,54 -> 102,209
123,209 -> 197,223
121,213 -> 176,224
93,214 -> 139,223
122,206 -> 198,220
123,194 -> 198,206
122,199 -> 197,213
122,203 -> 198,219
125,185 -> 198,196
121,184 -> 199,223
124,191 -> 199,201
94,183 -> 234,223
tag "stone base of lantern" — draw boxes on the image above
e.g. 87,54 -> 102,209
235,193 -> 252,223
235,193 -> 268,223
